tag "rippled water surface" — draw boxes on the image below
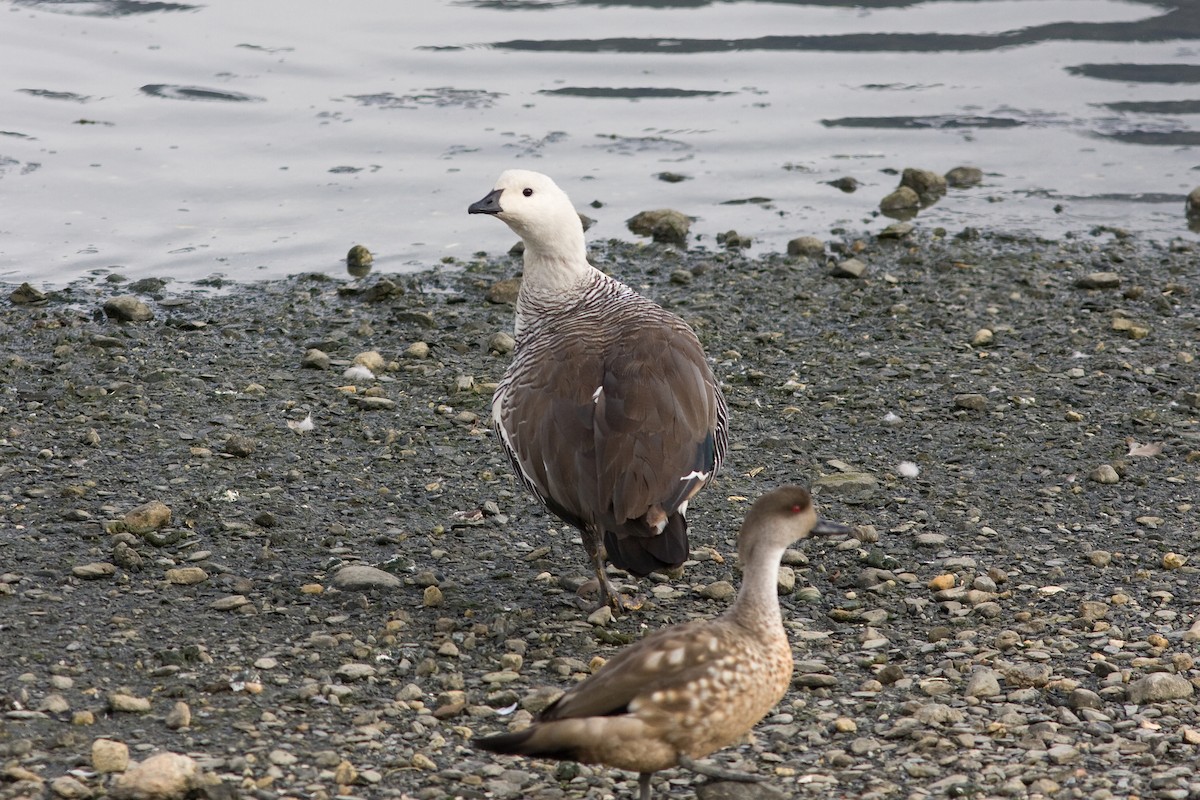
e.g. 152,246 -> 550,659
1,0 -> 1197,285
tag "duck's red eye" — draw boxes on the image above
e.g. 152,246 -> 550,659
523,188 -> 533,197
791,504 -> 803,513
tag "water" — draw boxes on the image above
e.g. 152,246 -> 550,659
1,0 -> 1197,287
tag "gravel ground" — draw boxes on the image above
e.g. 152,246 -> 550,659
1,227 -> 1199,800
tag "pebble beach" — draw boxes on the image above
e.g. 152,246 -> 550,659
1,225 -> 1199,800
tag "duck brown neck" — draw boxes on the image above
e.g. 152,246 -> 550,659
727,537 -> 787,633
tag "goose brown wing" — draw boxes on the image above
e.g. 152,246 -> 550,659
591,319 -> 723,530
493,309 -> 722,533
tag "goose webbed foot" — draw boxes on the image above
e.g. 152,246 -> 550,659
576,576 -> 645,613
580,528 -> 644,614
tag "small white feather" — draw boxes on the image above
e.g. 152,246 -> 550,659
342,364 -> 375,381
287,413 -> 314,434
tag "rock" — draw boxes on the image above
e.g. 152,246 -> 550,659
928,574 -> 955,591
717,230 -> 751,249
1127,672 -> 1194,704
353,350 -> 387,373
108,692 -> 151,713
111,752 -> 200,800
124,500 -> 171,534
998,662 -> 1051,688
1048,744 -> 1081,764
103,296 -> 154,322
10,282 -> 47,304
411,753 -> 438,770
209,595 -> 250,611
51,776 -> 91,799
487,277 -> 522,305
900,168 -> 948,202
1076,271 -> 1121,289
1069,688 -> 1103,709
40,694 -> 70,712
1111,316 -> 1149,339
827,176 -> 859,193
363,277 -> 403,301
878,222 -> 915,239
333,760 -> 358,784
965,668 -> 1002,698
880,185 -> 920,212
1089,464 -> 1119,484
913,702 -> 962,724
73,562 -> 117,580
587,605 -> 614,627
405,341 -> 431,359
269,749 -> 297,766
1187,186 -> 1200,217
92,738 -> 130,773
954,393 -> 988,411
787,236 -> 825,257
301,348 -> 331,369
165,701 -> 191,730
336,663 -> 377,681
701,580 -> 736,601
223,434 -> 256,457
813,472 -> 878,503
626,209 -> 692,246
354,396 -> 396,410
332,565 -> 402,590
971,328 -> 994,346
776,566 -> 796,595
423,585 -> 444,606
656,171 -> 689,183
945,166 -> 983,188
830,258 -> 867,279
696,781 -> 787,800
489,332 -> 516,354
346,244 -> 373,278
164,567 -> 208,585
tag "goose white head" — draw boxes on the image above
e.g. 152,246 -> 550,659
469,170 -> 589,272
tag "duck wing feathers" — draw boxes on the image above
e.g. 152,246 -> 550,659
539,619 -> 730,721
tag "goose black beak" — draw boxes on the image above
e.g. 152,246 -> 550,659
811,519 -> 857,537
469,188 -> 504,215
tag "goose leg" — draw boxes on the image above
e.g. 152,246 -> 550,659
579,528 -> 642,612
677,754 -> 764,783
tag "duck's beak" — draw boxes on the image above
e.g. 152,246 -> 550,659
469,188 -> 504,215
811,519 -> 857,537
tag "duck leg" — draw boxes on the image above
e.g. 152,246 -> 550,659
677,754 -> 764,783
637,772 -> 653,800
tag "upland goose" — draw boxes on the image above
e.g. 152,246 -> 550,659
474,485 -> 854,799
469,170 -> 728,610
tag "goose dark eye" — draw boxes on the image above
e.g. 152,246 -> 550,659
523,188 -> 533,197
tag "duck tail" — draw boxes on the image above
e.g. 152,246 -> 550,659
474,727 -> 576,762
